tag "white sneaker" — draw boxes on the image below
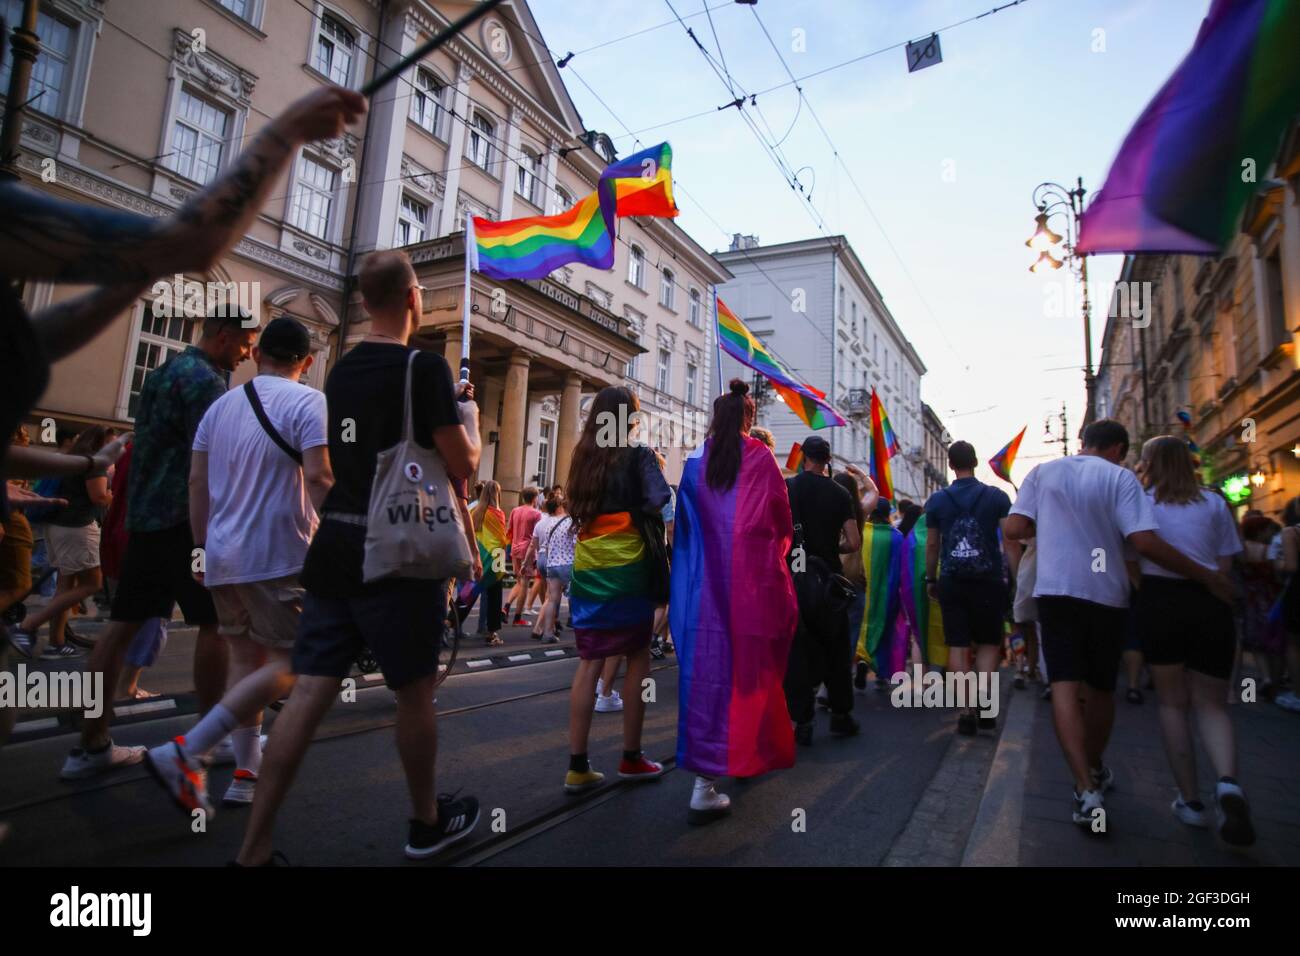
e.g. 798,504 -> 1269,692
1274,691 -> 1300,712
1072,788 -> 1106,830
1214,779 -> 1256,846
594,690 -> 623,713
688,776 -> 731,825
1171,797 -> 1209,828
222,769 -> 258,807
60,740 -> 145,780
143,738 -> 212,816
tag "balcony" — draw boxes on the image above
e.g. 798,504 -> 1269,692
846,388 -> 870,419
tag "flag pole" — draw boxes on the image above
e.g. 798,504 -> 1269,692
712,286 -> 724,398
461,212 -> 474,385
361,0 -> 506,96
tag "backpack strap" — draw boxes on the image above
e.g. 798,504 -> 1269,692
244,381 -> 303,465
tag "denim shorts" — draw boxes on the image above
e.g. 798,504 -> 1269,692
546,563 -> 572,583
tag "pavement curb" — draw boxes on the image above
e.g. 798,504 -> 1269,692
960,680 -> 1036,866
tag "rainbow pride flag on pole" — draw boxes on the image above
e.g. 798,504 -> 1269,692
868,389 -> 899,501
600,141 -> 678,220
988,426 -> 1026,485
671,437 -> 798,778
470,192 -> 614,280
716,296 -> 846,429
1078,0 -> 1300,254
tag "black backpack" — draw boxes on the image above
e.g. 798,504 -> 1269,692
786,477 -> 855,632
939,484 -> 998,578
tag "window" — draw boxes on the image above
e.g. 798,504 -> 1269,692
552,185 -> 573,216
628,244 -> 645,288
216,0 -> 250,19
838,284 -> 845,319
688,288 -> 702,328
872,333 -> 879,363
516,148 -> 541,206
395,193 -> 428,246
289,153 -> 337,240
167,89 -> 229,185
686,361 -> 698,406
465,112 -> 494,171
409,68 -> 447,139
851,301 -> 857,337
1264,251 -> 1287,351
660,268 -> 675,310
537,420 -> 553,486
657,347 -> 671,393
0,1 -> 73,117
127,309 -> 199,419
313,14 -> 354,86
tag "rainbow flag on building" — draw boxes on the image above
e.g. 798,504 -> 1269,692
988,426 -> 1026,485
470,192 -> 614,281
868,388 -> 899,501
671,437 -> 798,778
600,141 -> 678,220
716,296 -> 846,429
1078,0 -> 1300,254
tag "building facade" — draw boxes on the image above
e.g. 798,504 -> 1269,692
5,0 -> 727,503
1093,119 -> 1300,518
715,234 -> 928,499
920,402 -> 949,502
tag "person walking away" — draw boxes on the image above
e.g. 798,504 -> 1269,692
1237,515 -> 1283,698
472,481 -> 508,646
923,440 -> 1011,735
783,435 -> 861,745
1005,534 -> 1047,696
563,386 -> 671,792
671,380 -> 797,824
898,502 -> 948,677
144,317 -> 332,815
505,487 -> 542,626
1273,498 -> 1300,713
525,495 -> 565,643
857,499 -> 905,690
234,250 -> 482,863
1005,419 -> 1235,833
833,472 -> 867,689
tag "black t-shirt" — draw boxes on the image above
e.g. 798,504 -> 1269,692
787,470 -> 853,569
597,445 -> 672,517
302,343 -> 460,594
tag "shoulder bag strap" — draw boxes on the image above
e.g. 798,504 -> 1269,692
244,381 -> 302,465
401,349 -> 418,444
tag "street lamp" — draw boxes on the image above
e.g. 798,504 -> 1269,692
1027,177 -> 1095,421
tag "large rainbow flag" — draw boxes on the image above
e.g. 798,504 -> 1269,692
600,141 -> 678,220
898,524 -> 947,668
856,521 -> 904,675
868,389 -> 900,501
671,437 -> 798,778
716,296 -> 847,429
570,511 -> 656,657
988,426 -> 1026,485
475,506 -> 509,588
471,192 -> 614,281
1078,0 -> 1300,254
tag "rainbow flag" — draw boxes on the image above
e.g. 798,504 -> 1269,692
784,442 -> 804,473
988,426 -> 1026,485
671,437 -> 798,778
868,389 -> 899,501
856,522 -> 904,674
471,192 -> 614,281
898,524 -> 947,668
600,141 -> 678,220
716,296 -> 846,429
570,511 -> 656,657
1078,0 -> 1300,253
475,506 -> 509,588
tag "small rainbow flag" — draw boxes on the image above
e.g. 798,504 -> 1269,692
785,442 -> 804,472
716,296 -> 846,429
868,389 -> 898,501
600,141 -> 678,220
988,426 -> 1026,485
471,192 -> 614,281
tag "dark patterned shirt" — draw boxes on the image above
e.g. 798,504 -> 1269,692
126,345 -> 227,532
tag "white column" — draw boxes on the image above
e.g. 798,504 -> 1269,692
438,63 -> 473,236
497,105 -> 522,221
543,140 -> 560,214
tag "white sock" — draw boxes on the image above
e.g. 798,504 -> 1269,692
596,679 -> 605,697
184,704 -> 240,757
231,725 -> 263,774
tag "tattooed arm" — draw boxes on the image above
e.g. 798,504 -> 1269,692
0,86 -> 365,284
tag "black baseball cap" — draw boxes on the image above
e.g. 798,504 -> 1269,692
258,317 -> 312,362
802,435 -> 831,463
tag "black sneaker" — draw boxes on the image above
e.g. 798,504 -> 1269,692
649,640 -> 665,660
854,661 -> 868,690
957,714 -> 977,736
541,634 -> 560,645
1090,764 -> 1115,793
404,794 -> 481,860
829,713 -> 860,737
794,721 -> 814,746
978,715 -> 996,731
816,694 -> 831,710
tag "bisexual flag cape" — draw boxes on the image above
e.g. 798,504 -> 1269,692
670,436 -> 798,778
856,522 -> 905,675
899,524 -> 947,669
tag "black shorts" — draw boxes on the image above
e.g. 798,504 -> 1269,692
110,524 -> 216,626
1135,575 -> 1235,679
938,576 -> 1007,648
293,577 -> 447,690
1037,595 -> 1127,691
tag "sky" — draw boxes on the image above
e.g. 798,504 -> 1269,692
529,0 -> 1209,486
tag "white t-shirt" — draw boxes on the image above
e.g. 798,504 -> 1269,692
532,513 -> 561,565
1139,489 -> 1242,578
544,515 -> 577,567
193,375 -> 328,586
1010,454 -> 1157,608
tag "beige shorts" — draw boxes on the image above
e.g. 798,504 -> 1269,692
46,522 -> 101,574
211,574 -> 304,650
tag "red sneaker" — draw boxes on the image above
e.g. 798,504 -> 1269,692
618,754 -> 664,780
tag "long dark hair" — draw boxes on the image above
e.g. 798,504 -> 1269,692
566,386 -> 640,526
705,379 -> 756,492
832,472 -> 865,533
69,426 -> 109,458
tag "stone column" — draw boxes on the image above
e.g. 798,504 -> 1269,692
496,351 -> 531,509
442,324 -> 463,371
554,371 -> 582,487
